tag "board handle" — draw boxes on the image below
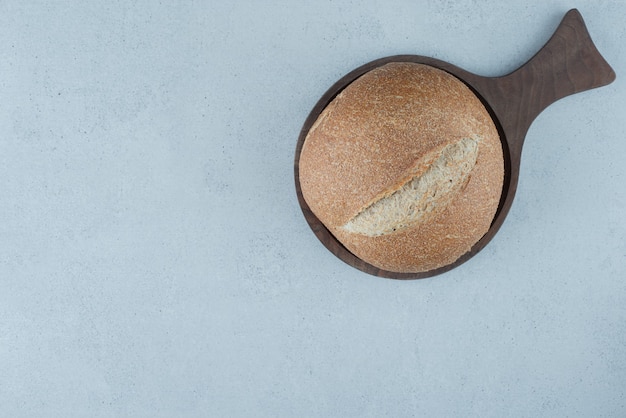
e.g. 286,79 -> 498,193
487,9 -> 615,155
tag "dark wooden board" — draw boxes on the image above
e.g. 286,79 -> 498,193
294,9 -> 616,279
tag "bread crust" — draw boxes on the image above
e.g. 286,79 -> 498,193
299,62 -> 503,273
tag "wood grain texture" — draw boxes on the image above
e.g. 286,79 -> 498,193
294,9 -> 615,279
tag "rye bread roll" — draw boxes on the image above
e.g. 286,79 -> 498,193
299,62 -> 504,273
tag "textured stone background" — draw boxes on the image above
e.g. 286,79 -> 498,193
1,1 -> 625,416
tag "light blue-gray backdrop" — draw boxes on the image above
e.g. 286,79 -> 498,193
1,1 -> 625,416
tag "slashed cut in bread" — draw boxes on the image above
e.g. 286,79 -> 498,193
299,62 -> 504,273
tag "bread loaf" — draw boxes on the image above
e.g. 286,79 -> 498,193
299,62 -> 504,273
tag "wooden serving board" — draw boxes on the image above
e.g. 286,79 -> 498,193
294,9 -> 616,279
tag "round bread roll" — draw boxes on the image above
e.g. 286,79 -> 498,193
299,62 -> 504,273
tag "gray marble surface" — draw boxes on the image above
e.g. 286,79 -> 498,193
2,1 -> 625,416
